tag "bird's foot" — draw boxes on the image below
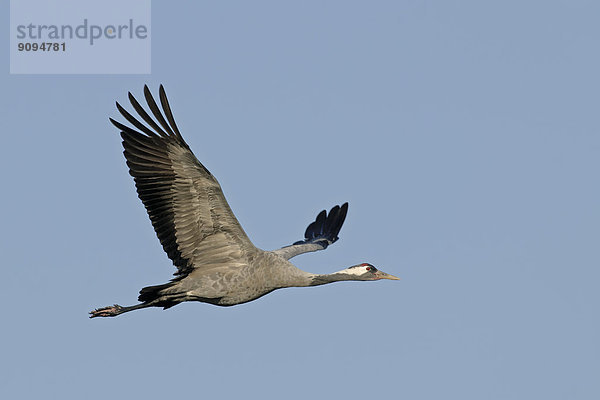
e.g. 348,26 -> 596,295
89,304 -> 123,318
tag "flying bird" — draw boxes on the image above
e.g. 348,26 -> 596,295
90,85 -> 399,318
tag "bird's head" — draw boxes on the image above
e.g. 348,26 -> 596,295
338,263 -> 400,281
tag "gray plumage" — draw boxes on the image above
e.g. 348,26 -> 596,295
90,85 -> 399,318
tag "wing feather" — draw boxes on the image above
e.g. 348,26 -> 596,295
111,85 -> 257,276
274,203 -> 348,260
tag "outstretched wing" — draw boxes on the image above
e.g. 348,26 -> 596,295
110,85 -> 257,276
273,203 -> 348,260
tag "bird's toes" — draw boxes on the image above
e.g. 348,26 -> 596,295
89,304 -> 122,318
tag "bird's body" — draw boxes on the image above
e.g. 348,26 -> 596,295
90,86 -> 399,318
147,252 -> 308,307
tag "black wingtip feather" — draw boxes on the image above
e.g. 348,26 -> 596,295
159,84 -> 184,142
110,117 -> 139,136
127,89 -> 171,138
143,85 -> 176,137
296,203 -> 349,246
112,85 -> 188,149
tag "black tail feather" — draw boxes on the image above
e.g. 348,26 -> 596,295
138,281 -> 181,309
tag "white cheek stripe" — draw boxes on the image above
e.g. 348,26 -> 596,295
341,267 -> 368,276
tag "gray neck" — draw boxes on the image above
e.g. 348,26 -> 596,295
309,272 -> 356,286
282,270 -> 355,287
272,262 -> 355,288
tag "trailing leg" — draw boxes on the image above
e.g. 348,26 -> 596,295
89,303 -> 150,318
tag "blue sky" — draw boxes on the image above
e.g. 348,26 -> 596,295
1,1 -> 599,399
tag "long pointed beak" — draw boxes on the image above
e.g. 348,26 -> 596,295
376,271 -> 401,280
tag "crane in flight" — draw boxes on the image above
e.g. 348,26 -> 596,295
90,86 -> 399,318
